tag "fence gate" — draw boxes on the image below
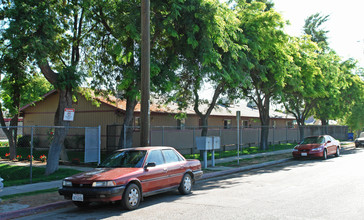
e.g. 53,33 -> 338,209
84,126 -> 101,164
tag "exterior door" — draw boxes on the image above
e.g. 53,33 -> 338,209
140,150 -> 168,192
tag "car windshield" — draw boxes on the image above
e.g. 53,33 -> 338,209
99,150 -> 146,168
360,132 -> 364,138
301,136 -> 325,144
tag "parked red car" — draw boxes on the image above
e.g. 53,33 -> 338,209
292,135 -> 341,160
59,146 -> 203,210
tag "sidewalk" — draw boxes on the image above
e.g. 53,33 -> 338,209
0,145 -> 353,219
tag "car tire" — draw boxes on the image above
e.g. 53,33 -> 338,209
122,183 -> 141,210
73,201 -> 90,208
179,173 -> 192,195
335,147 -> 340,157
322,149 -> 327,160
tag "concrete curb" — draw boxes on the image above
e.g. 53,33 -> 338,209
0,200 -> 73,220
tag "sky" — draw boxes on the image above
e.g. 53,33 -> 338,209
273,0 -> 364,67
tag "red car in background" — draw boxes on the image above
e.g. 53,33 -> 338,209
292,135 -> 341,160
59,146 -> 203,210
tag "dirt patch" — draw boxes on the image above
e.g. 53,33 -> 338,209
0,191 -> 65,213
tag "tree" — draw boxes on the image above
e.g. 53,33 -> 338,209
169,0 -> 245,136
0,1 -> 36,160
87,0 -> 179,148
236,0 -> 290,150
281,35 -> 323,140
2,0 -> 92,174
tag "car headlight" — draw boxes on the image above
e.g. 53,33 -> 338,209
62,180 -> 73,187
92,181 -> 116,187
293,148 -> 298,152
312,147 -> 323,151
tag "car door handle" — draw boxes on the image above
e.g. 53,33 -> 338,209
163,168 -> 168,172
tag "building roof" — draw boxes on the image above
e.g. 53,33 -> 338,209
20,90 -> 294,120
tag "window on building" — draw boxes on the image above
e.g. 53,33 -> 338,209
242,120 -> 249,128
134,117 -> 141,127
286,121 -> 294,128
224,119 -> 231,129
177,118 -> 186,130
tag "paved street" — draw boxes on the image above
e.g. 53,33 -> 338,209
18,147 -> 364,220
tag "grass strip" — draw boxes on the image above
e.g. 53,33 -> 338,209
0,188 -> 59,200
0,164 -> 82,187
184,143 -> 295,160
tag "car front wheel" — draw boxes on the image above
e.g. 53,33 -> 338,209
322,149 -> 327,160
122,183 -> 141,210
335,147 -> 340,157
179,173 -> 192,195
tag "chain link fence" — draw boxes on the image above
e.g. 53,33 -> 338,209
107,125 -> 349,155
0,125 -> 100,184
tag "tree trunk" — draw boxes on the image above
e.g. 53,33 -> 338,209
45,88 -> 72,175
0,93 -> 20,160
200,117 -> 208,137
118,97 -> 137,148
258,94 -> 270,151
321,118 -> 329,134
297,118 -> 305,141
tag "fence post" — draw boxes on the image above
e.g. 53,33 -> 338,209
193,128 -> 196,156
30,126 -> 34,184
98,125 -> 101,165
237,111 -> 240,165
162,126 -> 165,146
123,124 -> 126,148
273,126 -> 275,149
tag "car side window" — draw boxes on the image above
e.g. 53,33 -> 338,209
146,150 -> 165,166
162,149 -> 181,163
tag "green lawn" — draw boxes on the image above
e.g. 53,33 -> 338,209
0,163 -> 82,187
184,143 -> 296,160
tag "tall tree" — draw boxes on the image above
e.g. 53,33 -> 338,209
0,1 -> 34,160
281,35 -> 323,140
87,0 -> 179,148
3,0 -> 92,174
236,0 -> 290,150
169,0 -> 245,136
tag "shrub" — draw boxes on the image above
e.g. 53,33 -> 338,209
17,136 -> 31,148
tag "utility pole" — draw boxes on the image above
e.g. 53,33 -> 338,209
140,0 -> 150,146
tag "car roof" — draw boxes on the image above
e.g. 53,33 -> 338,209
115,146 -> 175,152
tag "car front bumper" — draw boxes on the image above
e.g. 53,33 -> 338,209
292,151 -> 323,158
355,140 -> 364,147
192,170 -> 203,181
59,185 -> 126,202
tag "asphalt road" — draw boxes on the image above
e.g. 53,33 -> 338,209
18,147 -> 364,220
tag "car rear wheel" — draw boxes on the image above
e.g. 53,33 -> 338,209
335,147 -> 340,157
73,201 -> 90,208
179,173 -> 192,195
122,183 -> 141,210
322,149 -> 327,160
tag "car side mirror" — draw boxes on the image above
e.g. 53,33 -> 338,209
144,162 -> 156,170
327,140 -> 331,143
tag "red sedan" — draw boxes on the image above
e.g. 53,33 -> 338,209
292,135 -> 341,160
59,146 -> 203,210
